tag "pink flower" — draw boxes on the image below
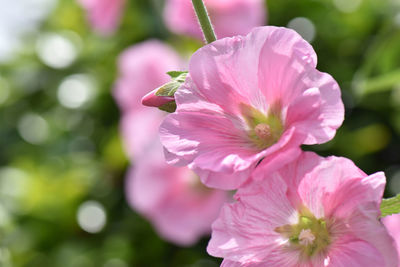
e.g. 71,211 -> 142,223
113,40 -> 183,112
163,0 -> 266,39
207,152 -> 398,267
125,141 -> 229,246
120,109 -> 163,158
383,214 -> 400,263
78,0 -> 125,36
160,26 -> 344,190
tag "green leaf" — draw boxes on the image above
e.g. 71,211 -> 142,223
155,71 -> 188,97
167,71 -> 188,79
158,101 -> 177,113
155,82 -> 179,97
380,194 -> 400,217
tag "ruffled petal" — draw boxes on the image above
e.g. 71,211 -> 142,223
207,174 -> 296,263
297,156 -> 369,218
160,112 -> 257,172
382,214 -> 400,263
328,238 -> 384,267
348,205 -> 399,267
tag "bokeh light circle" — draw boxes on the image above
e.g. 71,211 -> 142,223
77,200 -> 107,234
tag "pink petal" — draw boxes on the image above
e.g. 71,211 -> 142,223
251,127 -> 304,181
262,151 -> 323,208
296,156 -> 376,218
297,71 -> 344,145
207,174 -> 296,263
323,171 -> 385,219
328,238 -> 384,267
120,109 -> 163,158
382,213 -> 400,263
256,28 -> 343,144
160,112 -> 256,172
348,206 -> 399,267
187,27 -> 317,114
125,162 -> 172,218
126,141 -> 229,246
152,182 -> 228,246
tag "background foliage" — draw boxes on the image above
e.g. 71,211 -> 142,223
0,0 -> 400,266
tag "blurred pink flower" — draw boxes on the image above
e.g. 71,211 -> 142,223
125,140 -> 229,246
115,40 -> 228,244
163,0 -> 266,39
160,26 -> 344,190
113,40 -> 183,112
207,152 -> 398,267
383,214 -> 400,263
120,109 -> 163,158
78,0 -> 125,36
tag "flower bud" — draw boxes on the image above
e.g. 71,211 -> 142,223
141,71 -> 187,113
141,88 -> 175,107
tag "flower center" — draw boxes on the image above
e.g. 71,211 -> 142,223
298,229 -> 315,246
274,207 -> 331,259
254,123 -> 271,141
239,103 -> 284,149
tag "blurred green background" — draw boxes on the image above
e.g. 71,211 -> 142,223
0,0 -> 400,266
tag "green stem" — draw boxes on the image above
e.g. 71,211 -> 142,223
191,0 -> 217,44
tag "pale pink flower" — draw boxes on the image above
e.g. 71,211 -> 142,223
163,0 -> 266,39
383,214 -> 400,263
125,140 -> 229,246
113,40 -> 183,112
160,26 -> 344,190
120,109 -> 163,158
78,0 -> 125,36
207,152 -> 398,267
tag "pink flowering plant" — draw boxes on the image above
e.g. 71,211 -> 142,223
112,0 -> 400,265
207,152 -> 398,266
